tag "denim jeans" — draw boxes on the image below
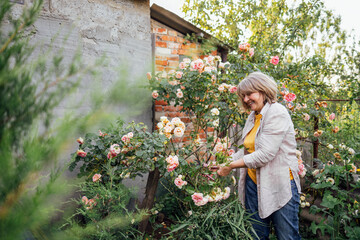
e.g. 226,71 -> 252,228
245,174 -> 301,240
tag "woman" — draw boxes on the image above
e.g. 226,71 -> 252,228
217,72 -> 301,240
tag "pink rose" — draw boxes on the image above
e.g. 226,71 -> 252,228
146,72 -> 152,80
174,175 -> 188,189
167,163 -> 178,172
86,198 -> 97,210
214,143 -> 224,152
179,62 -> 187,69
227,149 -> 235,156
191,192 -> 209,206
229,86 -> 237,93
92,173 -> 101,182
190,59 -> 204,71
99,130 -> 104,137
175,71 -> 183,79
284,92 -> 296,102
82,196 -> 89,205
191,192 -> 204,203
249,48 -> 254,57
110,144 -> 121,156
77,137 -> 84,145
76,149 -> 87,158
127,132 -> 134,138
152,90 -> 159,99
121,135 -> 130,143
329,113 -> 335,120
238,42 -> 250,52
270,55 -> 279,65
298,164 -> 305,171
303,113 -> 310,121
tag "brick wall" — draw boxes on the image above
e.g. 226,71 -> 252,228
151,19 -> 218,146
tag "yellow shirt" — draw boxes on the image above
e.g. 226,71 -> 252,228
244,114 -> 293,184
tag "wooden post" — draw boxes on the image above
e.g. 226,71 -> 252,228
313,116 -> 319,168
138,167 -> 160,233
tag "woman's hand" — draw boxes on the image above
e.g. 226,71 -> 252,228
217,166 -> 233,177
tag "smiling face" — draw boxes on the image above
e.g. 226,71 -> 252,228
243,92 -> 265,113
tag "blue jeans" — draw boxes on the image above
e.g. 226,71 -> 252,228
245,174 -> 301,240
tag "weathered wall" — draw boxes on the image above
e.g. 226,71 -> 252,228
8,0 -> 152,200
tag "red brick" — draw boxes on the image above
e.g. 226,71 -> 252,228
177,49 -> 185,55
165,67 -> 176,72
181,117 -> 191,123
156,66 -> 164,71
161,35 -> 177,41
164,106 -> 182,111
168,42 -> 181,49
156,55 -> 167,60
211,50 -> 218,55
155,106 -> 163,111
166,56 -> 179,61
156,41 -> 167,48
181,44 -> 190,49
154,28 -> 167,34
168,30 -> 178,36
168,61 -> 179,67
155,100 -> 168,106
207,127 -> 215,132
190,43 -> 197,48
198,133 -> 207,138
171,50 -> 178,54
155,60 -> 168,66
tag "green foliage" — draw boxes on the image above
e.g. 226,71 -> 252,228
167,197 -> 253,240
304,153 -> 360,239
58,168 -> 144,240
69,120 -> 169,182
0,0 -> 152,239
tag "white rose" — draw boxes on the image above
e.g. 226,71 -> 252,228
211,108 -> 220,116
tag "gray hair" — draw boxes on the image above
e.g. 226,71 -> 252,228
237,72 -> 278,110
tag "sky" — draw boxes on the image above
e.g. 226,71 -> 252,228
150,0 -> 360,38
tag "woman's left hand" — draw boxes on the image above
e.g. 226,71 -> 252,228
217,166 -> 232,177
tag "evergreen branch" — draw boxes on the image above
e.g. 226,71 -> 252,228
0,22 -> 25,54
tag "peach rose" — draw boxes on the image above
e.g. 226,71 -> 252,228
238,42 -> 250,52
179,62 -> 187,69
92,173 -> 101,182
146,72 -> 152,80
152,90 -> 159,99
174,175 -> 188,189
77,137 -> 84,145
175,71 -> 183,79
173,127 -> 184,138
176,90 -> 183,98
332,126 -> 339,133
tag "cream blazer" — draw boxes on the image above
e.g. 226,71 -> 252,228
232,102 -> 301,219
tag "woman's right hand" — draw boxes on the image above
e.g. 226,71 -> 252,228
217,166 -> 233,177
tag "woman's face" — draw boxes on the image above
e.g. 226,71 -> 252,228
243,92 -> 265,113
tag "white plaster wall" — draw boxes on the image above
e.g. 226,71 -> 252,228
7,0 -> 153,201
